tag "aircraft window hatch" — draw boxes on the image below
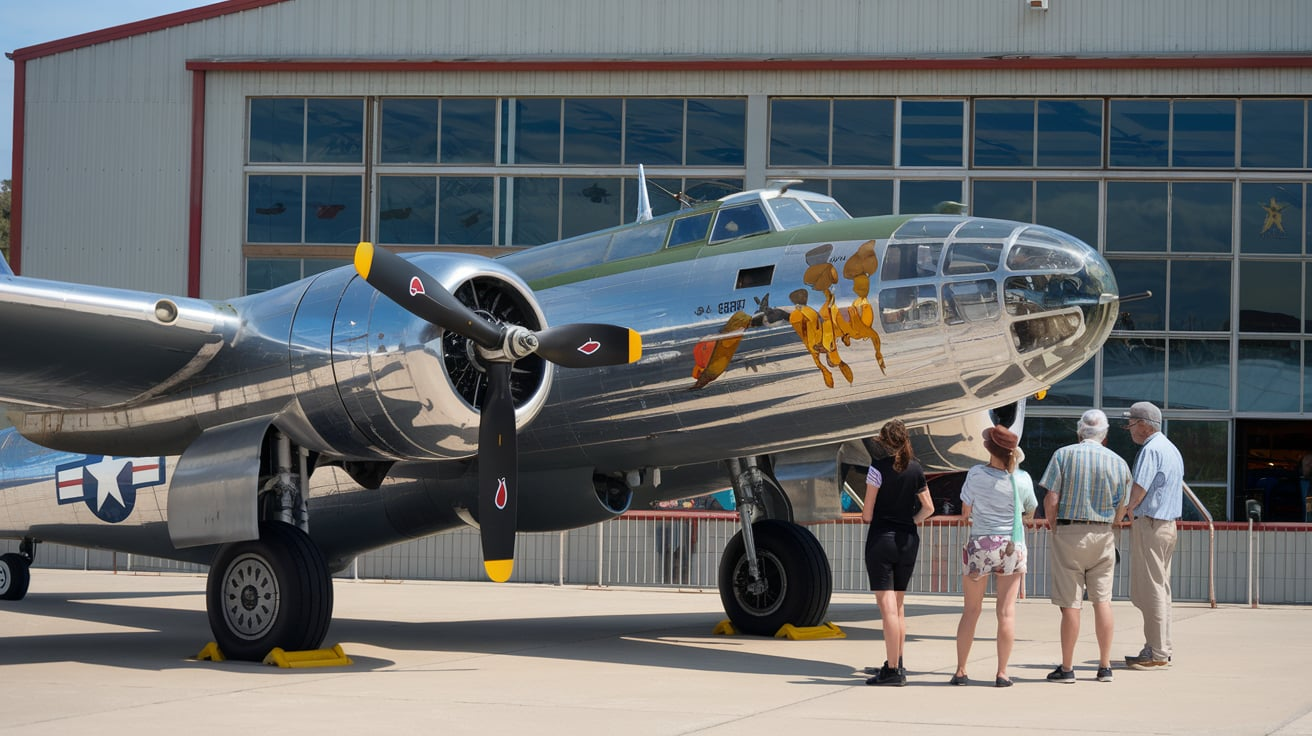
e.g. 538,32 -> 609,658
804,199 -> 850,222
943,242 -> 1002,275
880,242 -> 943,281
768,198 -> 816,230
1007,243 -> 1082,272
735,265 -> 774,289
710,203 -> 771,244
606,220 -> 668,262
879,284 -> 940,332
943,279 -> 1000,325
667,212 -> 713,248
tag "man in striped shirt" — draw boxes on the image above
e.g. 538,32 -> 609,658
1039,409 -> 1132,683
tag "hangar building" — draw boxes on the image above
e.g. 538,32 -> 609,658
8,0 -> 1312,521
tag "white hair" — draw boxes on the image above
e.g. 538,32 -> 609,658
1077,409 -> 1109,441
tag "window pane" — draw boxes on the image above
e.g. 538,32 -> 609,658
507,177 -> 560,246
564,98 -> 622,165
1037,99 -> 1102,168
1171,182 -> 1232,253
1169,340 -> 1230,410
606,220 -> 667,262
769,99 -> 829,166
1240,182 -> 1303,254
1045,360 -> 1094,408
1305,342 -> 1312,411
833,99 -> 894,166
625,98 -> 684,165
1109,99 -> 1169,167
686,98 -> 745,165
1170,260 -> 1230,332
1106,181 -> 1168,252
303,258 -> 348,277
1239,260 -> 1300,332
380,98 -> 438,164
1108,258 -> 1165,330
1168,420 -> 1228,485
878,284 -> 939,332
667,212 -> 712,248
1172,100 -> 1235,168
973,99 -> 1033,167
1102,336 -> 1165,407
306,98 -> 363,164
971,179 -> 1031,222
623,176 -> 683,220
831,179 -> 893,217
710,203 -> 770,243
1036,180 -> 1099,247
900,180 -> 963,215
245,258 -> 301,295
1306,263 -> 1312,333
1238,339 -> 1301,412
508,98 -> 561,165
1241,99 -> 1306,169
377,176 -> 436,245
304,175 -> 360,244
249,98 -> 303,163
942,279 -> 999,324
685,178 -> 742,202
438,177 -> 494,246
563,177 -> 621,239
247,175 -> 302,243
442,98 -> 496,164
900,100 -> 964,167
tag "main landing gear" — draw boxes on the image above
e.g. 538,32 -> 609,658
718,457 -> 833,636
0,538 -> 35,601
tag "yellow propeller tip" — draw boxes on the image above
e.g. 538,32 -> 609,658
628,330 -> 643,363
354,242 -> 374,279
484,559 -> 513,583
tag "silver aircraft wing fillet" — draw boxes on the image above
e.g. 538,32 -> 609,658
0,274 -> 235,410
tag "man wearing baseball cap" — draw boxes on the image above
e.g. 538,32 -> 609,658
1121,401 -> 1184,671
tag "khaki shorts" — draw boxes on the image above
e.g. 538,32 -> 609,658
1049,524 -> 1116,608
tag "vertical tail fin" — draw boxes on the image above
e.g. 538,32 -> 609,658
635,164 -> 653,224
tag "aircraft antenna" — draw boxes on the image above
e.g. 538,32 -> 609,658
636,165 -> 654,223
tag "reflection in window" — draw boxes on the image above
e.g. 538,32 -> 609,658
1102,336 -> 1165,407
1045,359 -> 1094,407
943,242 -> 1002,275
1170,260 -> 1230,331
442,98 -> 496,164
943,279 -> 999,324
769,198 -> 816,229
508,98 -> 561,165
564,98 -> 622,164
1005,243 -> 1081,272
900,180 -> 964,214
1242,100 -> 1307,168
668,213 -> 712,248
1012,311 -> 1080,353
380,99 -> 438,163
832,179 -> 893,217
1004,274 -> 1084,316
606,221 -> 668,262
833,99 -> 895,166
805,199 -> 849,222
900,100 -> 964,167
770,99 -> 829,166
249,98 -> 304,163
1168,340 -> 1230,410
304,176 -> 361,244
879,284 -> 940,332
1172,100 -> 1236,168
1110,99 -> 1169,167
1036,180 -> 1099,247
1108,258 -> 1165,331
378,176 -> 435,245
505,177 -> 560,246
686,98 -> 746,166
438,177 -> 494,246
1239,261 -> 1300,332
1171,182 -> 1232,253
247,175 -> 303,243
564,178 -> 621,238
305,99 -> 364,163
1037,99 -> 1102,168
710,203 -> 770,243
245,257 -> 350,295
972,180 -> 1032,223
1106,181 -> 1168,252
624,98 -> 684,165
882,242 -> 943,281
1238,339 -> 1300,412
1240,182 -> 1303,255
974,99 -> 1033,167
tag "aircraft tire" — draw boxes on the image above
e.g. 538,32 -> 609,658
0,552 -> 31,601
717,519 -> 832,636
205,522 -> 334,661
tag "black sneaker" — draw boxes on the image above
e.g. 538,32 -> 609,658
1047,665 -> 1075,683
1096,666 -> 1113,682
864,657 -> 905,676
866,664 -> 907,687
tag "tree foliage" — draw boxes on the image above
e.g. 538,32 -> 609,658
0,179 -> 10,266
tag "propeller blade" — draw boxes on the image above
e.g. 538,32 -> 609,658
536,324 -> 643,368
354,242 -> 504,349
478,362 -> 518,583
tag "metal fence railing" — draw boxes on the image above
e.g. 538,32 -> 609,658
5,514 -> 1310,605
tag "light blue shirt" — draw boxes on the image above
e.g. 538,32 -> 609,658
1133,432 -> 1185,520
960,465 -> 1038,538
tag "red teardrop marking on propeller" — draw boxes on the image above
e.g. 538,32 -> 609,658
578,339 -> 602,355
494,477 -> 508,510
409,276 -> 426,297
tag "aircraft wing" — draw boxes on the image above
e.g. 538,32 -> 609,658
0,274 -> 234,411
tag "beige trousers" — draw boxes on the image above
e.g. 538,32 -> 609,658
1130,516 -> 1177,660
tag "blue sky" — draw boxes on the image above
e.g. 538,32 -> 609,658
1,0 -> 212,181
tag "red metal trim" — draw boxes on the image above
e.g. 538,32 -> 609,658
183,54 -> 1312,74
10,0 -> 291,62
9,58 -> 23,275
187,70 -> 206,298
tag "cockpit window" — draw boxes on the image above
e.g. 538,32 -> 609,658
943,242 -> 1002,275
880,242 -> 943,281
804,199 -> 850,222
667,212 -> 713,248
879,284 -> 940,332
1006,243 -> 1083,272
710,203 -> 771,244
606,220 -> 668,262
943,279 -> 1000,325
768,198 -> 816,229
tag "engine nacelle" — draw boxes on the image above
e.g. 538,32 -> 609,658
284,254 -> 553,461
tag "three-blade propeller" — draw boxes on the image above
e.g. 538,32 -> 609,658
354,242 -> 642,582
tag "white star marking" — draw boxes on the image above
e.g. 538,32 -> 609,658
85,457 -> 131,512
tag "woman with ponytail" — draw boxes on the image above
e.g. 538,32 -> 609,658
862,419 -> 935,686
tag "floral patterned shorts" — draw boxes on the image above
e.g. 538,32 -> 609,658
962,535 -> 1027,578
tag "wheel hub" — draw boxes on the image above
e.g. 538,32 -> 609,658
221,552 -> 279,640
732,551 -> 787,616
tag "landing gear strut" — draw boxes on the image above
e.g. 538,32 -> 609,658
718,457 -> 832,636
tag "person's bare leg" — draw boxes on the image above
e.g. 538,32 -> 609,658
955,575 -> 985,677
875,589 -> 902,669
993,573 -> 1023,680
1060,607 -> 1081,670
895,591 -> 907,667
1093,600 -> 1115,668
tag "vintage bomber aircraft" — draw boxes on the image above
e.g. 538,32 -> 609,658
0,177 -> 1119,660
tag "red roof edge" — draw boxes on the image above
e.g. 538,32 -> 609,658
10,0 -> 292,62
